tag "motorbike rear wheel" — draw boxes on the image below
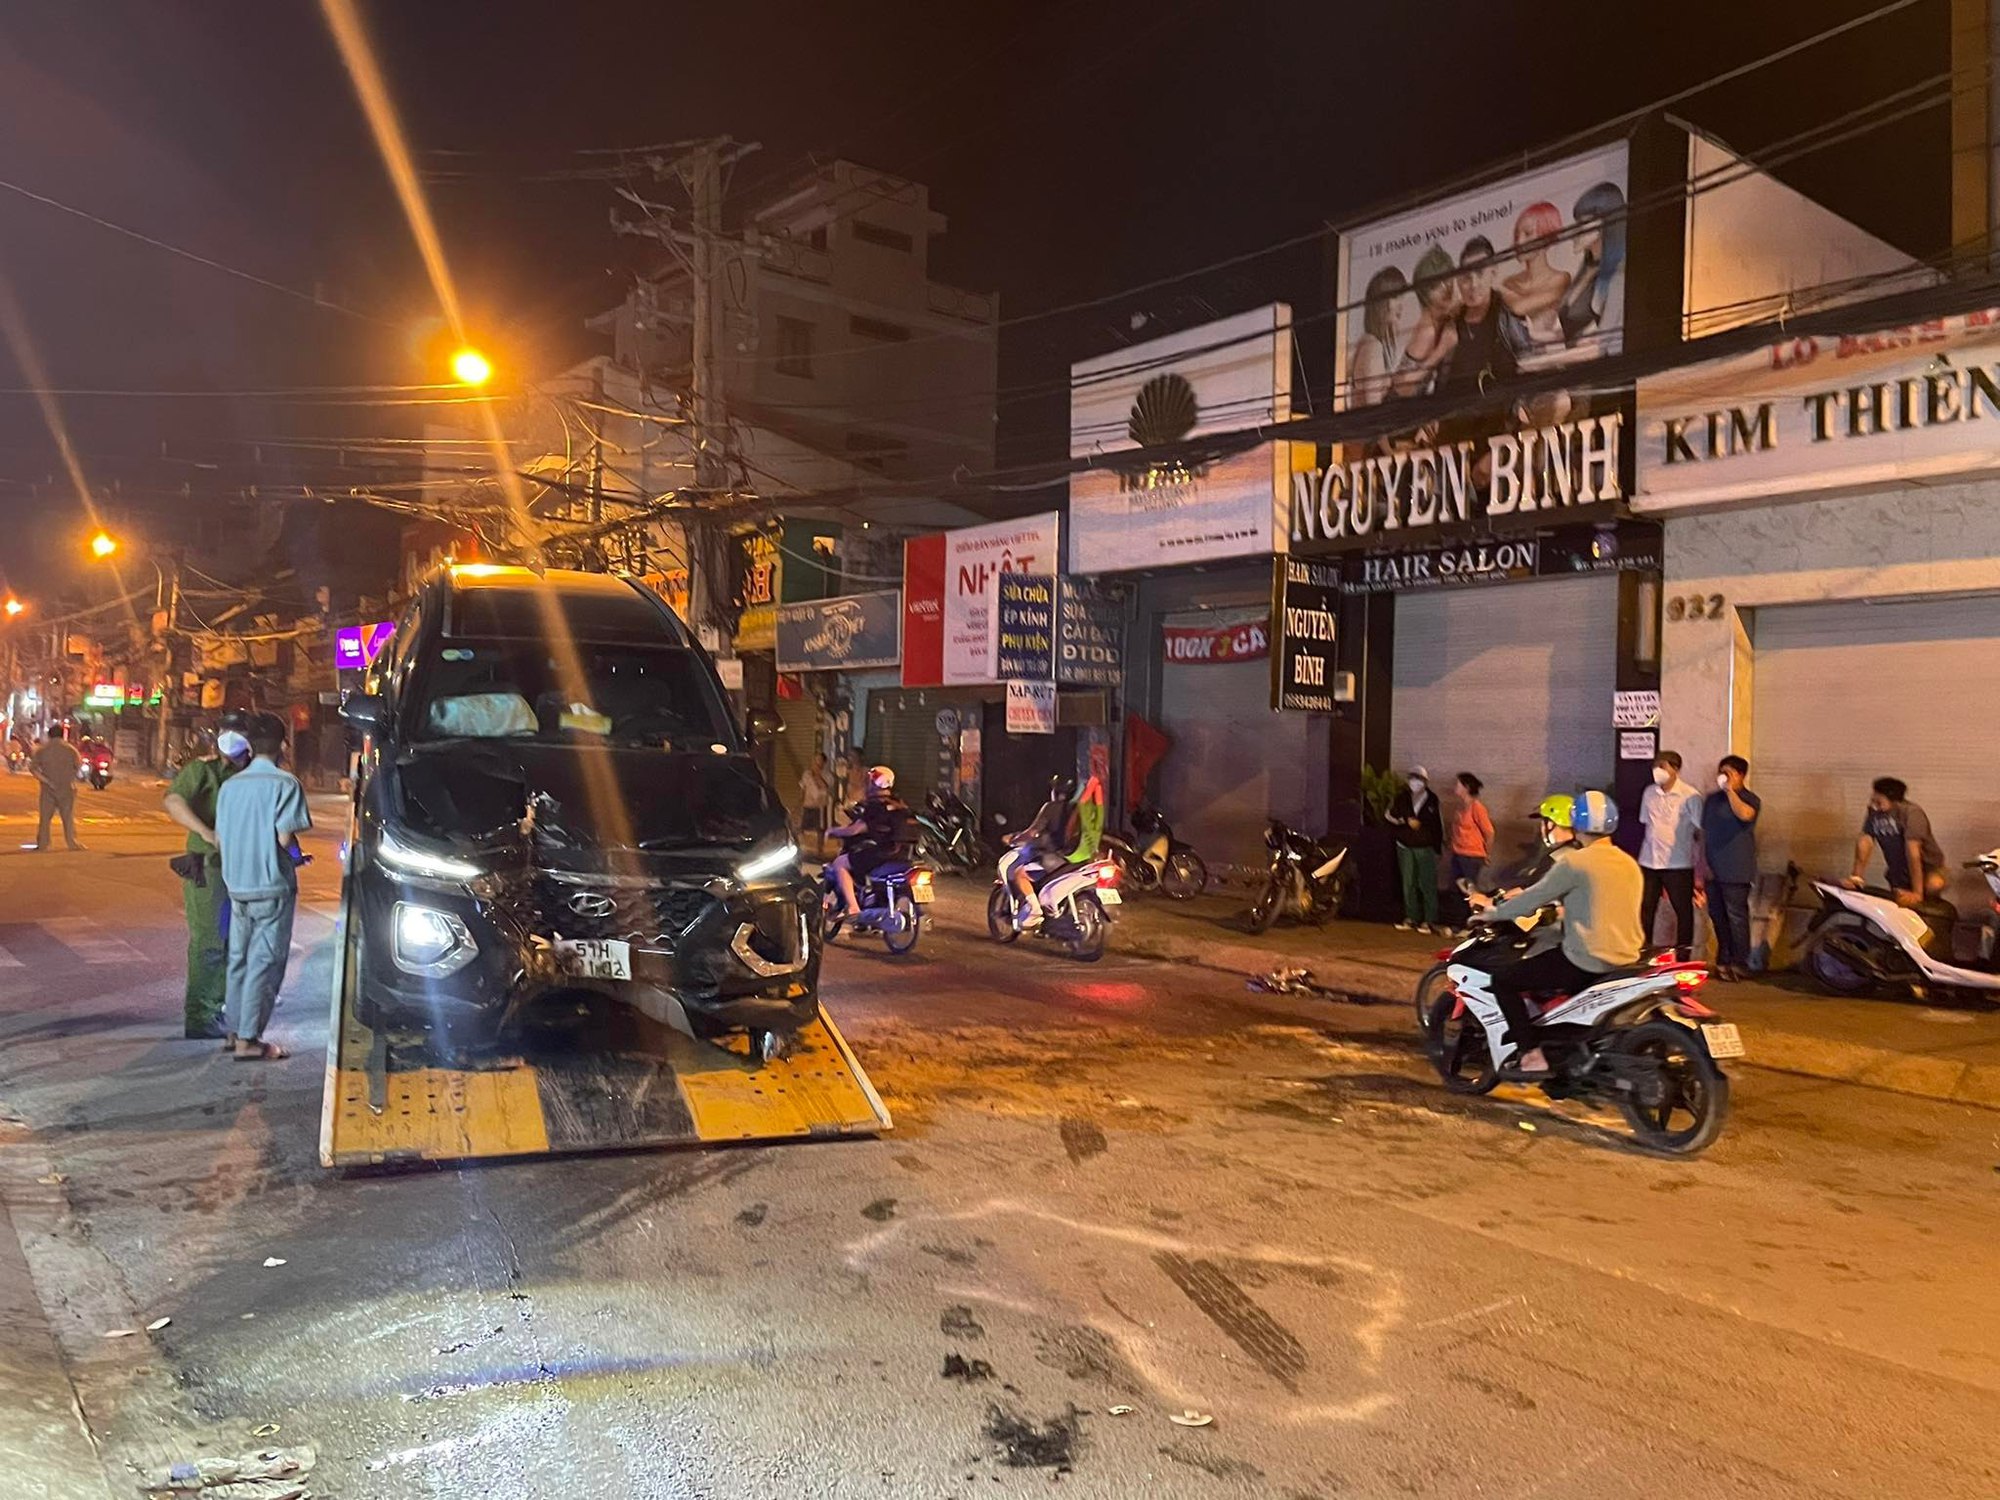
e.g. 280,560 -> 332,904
1066,892 -> 1109,962
1414,962 -> 1452,1050
986,885 -> 1020,944
1805,917 -> 1878,996
1615,1019 -> 1730,1155
1162,849 -> 1207,900
1246,876 -> 1283,934
883,891 -> 922,955
1428,995 -> 1499,1095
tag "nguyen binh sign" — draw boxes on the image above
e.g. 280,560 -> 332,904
942,513 -> 1060,685
1636,310 -> 2000,511
1067,306 -> 1297,573
1270,557 -> 1340,712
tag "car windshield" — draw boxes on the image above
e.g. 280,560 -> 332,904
411,636 -> 734,750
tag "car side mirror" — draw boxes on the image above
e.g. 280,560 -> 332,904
341,693 -> 387,732
745,708 -> 783,742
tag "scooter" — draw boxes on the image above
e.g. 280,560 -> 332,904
1102,805 -> 1208,900
1426,911 -> 1739,1155
86,750 -> 113,791
912,790 -> 988,875
986,842 -> 1119,961
1798,855 -> 2000,1003
1246,819 -> 1348,932
821,854 -> 934,955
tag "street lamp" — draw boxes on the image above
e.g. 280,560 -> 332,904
3,598 -> 23,618
89,530 -> 117,559
450,347 -> 493,388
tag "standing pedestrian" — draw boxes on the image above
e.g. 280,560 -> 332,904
1447,772 -> 1495,887
30,725 -> 84,851
1389,765 -> 1444,934
799,750 -> 832,852
1699,755 -> 1761,981
214,715 -> 312,1061
1638,750 -> 1703,958
163,724 -> 253,1038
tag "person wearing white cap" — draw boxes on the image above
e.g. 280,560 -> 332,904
163,718 -> 254,1038
1389,765 -> 1445,933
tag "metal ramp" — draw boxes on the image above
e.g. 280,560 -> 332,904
317,883 -> 891,1169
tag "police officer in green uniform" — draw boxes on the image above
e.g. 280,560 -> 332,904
163,720 -> 252,1038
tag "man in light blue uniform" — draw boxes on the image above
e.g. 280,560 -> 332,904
215,715 -> 312,1060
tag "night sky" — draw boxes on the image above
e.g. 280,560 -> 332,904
0,0 -> 1948,597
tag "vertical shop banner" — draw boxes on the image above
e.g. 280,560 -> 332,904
901,534 -> 947,687
1271,557 -> 1340,712
775,590 -> 902,672
731,527 -> 782,651
1057,578 -> 1123,687
994,574 -> 1056,680
1005,680 -> 1057,735
942,513 -> 1060,684
1067,306 -> 1295,573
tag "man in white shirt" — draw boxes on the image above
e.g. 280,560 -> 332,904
1637,749 -> 1702,959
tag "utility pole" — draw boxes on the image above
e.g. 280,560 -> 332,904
1951,0 -> 2000,269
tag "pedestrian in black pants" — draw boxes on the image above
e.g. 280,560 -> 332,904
1638,750 -> 1701,958
1699,755 -> 1761,980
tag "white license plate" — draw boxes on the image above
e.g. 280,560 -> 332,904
556,938 -> 631,980
1097,887 -> 1122,905
1700,1022 -> 1745,1059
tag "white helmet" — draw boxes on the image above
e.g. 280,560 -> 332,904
866,764 -> 895,793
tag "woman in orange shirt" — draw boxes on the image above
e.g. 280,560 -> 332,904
1448,773 -> 1496,895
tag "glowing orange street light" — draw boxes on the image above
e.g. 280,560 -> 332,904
2,597 -> 23,618
450,347 -> 493,387
89,530 -> 118,559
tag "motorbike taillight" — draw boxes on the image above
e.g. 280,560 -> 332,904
1095,862 -> 1118,887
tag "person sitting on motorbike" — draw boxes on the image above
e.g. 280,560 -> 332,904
1009,773 -> 1084,927
1465,789 -> 1643,1073
825,766 -> 910,919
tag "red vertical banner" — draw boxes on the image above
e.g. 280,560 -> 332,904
902,534 -> 946,687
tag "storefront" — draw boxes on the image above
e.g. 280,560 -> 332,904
1636,309 -> 2000,913
773,588 -> 901,821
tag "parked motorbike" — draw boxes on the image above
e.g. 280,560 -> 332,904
912,790 -> 988,875
1102,805 -> 1208,900
1797,855 -> 2000,1004
821,856 -> 934,955
1426,912 -> 1738,1155
987,842 -> 1118,961
1246,820 -> 1349,932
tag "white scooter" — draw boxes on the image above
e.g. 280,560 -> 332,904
1799,850 -> 2000,1003
986,843 -> 1119,962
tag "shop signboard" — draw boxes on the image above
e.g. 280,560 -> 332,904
1161,614 -> 1268,664
731,527 -> 781,652
1323,519 -> 1660,593
775,590 -> 902,673
1068,305 -> 1296,573
1005,680 -> 1056,735
994,573 -> 1055,681
1635,309 -> 2000,511
334,619 -> 396,671
901,534 -> 947,687
1270,557 -> 1340,712
942,513 -> 1060,685
1057,578 -> 1123,687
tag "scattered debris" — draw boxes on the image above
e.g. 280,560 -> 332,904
984,1404 -> 1081,1470
1107,1405 -> 1135,1417
1116,1097 -> 1142,1109
1169,1409 -> 1214,1428
734,1203 -> 768,1228
1248,966 -> 1344,999
101,1328 -> 136,1339
36,1172 -> 67,1185
860,1198 -> 898,1222
252,1424 -> 281,1438
261,1257 -> 287,1268
147,1317 -> 172,1332
939,1305 -> 985,1340
942,1353 -> 995,1383
1517,1121 -> 1538,1133
146,1444 -> 315,1495
240,1313 -> 256,1321
1059,1116 -> 1108,1163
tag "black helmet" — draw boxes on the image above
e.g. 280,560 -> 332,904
1049,772 -> 1077,801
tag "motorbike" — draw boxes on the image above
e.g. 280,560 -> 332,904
1426,911 -> 1739,1155
85,749 -> 113,791
911,790 -> 988,875
821,852 -> 934,955
1797,854 -> 2000,1004
1246,819 -> 1349,932
1102,805 -> 1208,900
987,841 -> 1119,961
4,740 -> 27,775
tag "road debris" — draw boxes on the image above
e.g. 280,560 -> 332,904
939,1305 -> 985,1340
36,1171 -> 67,1185
101,1328 -> 136,1339
1107,1404 -> 1135,1416
942,1352 -> 995,1383
1518,1121 -> 1539,1133
253,1423 -> 281,1438
146,1444 -> 315,1496
261,1257 -> 287,1268
1169,1409 -> 1214,1428
984,1404 -> 1081,1470
147,1317 -> 172,1332
1247,966 -> 1344,999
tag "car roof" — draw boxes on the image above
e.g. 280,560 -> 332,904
439,564 -> 692,645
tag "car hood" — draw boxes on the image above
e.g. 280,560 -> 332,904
393,739 -> 781,854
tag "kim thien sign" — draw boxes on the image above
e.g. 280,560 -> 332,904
1271,557 -> 1339,712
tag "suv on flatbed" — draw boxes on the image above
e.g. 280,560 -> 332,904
342,565 -> 818,1059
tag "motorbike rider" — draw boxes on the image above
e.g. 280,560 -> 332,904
1008,772 -> 1106,927
1466,789 -> 1644,1073
824,766 -> 910,919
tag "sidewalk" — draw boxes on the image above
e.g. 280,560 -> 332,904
923,878 -> 2000,1112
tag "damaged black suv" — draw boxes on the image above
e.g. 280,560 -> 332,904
342,565 -> 818,1058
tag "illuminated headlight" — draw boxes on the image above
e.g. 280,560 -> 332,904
376,826 -> 484,884
737,840 -> 800,883
392,901 -> 476,977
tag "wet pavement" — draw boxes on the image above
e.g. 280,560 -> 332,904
1,774 -> 1998,1497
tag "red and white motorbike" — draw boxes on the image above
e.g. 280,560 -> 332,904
987,843 -> 1119,962
1426,910 -> 1739,1155
1799,849 -> 2000,1003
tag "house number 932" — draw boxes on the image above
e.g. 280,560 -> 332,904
1666,594 -> 1726,622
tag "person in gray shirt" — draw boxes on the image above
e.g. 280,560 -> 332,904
214,715 -> 312,1060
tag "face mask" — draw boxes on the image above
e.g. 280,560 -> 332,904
1652,768 -> 1672,787
1717,774 -> 1730,789
1408,779 -> 1425,794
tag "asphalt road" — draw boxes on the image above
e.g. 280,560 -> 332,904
0,769 -> 1996,1498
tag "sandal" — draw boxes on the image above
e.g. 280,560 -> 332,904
232,1041 -> 289,1061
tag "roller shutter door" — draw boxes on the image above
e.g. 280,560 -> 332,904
1751,596 -> 2000,914
769,695 -> 822,824
1391,576 -> 1619,825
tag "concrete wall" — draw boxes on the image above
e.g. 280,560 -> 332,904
1660,478 -> 2000,778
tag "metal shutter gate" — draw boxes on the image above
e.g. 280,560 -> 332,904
1751,596 -> 2000,914
864,690 -> 946,809
1391,575 -> 1619,826
770,695 -> 821,825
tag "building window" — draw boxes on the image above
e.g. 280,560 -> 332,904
851,219 -> 913,253
849,314 -> 910,344
844,430 -> 909,473
774,316 -> 814,378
